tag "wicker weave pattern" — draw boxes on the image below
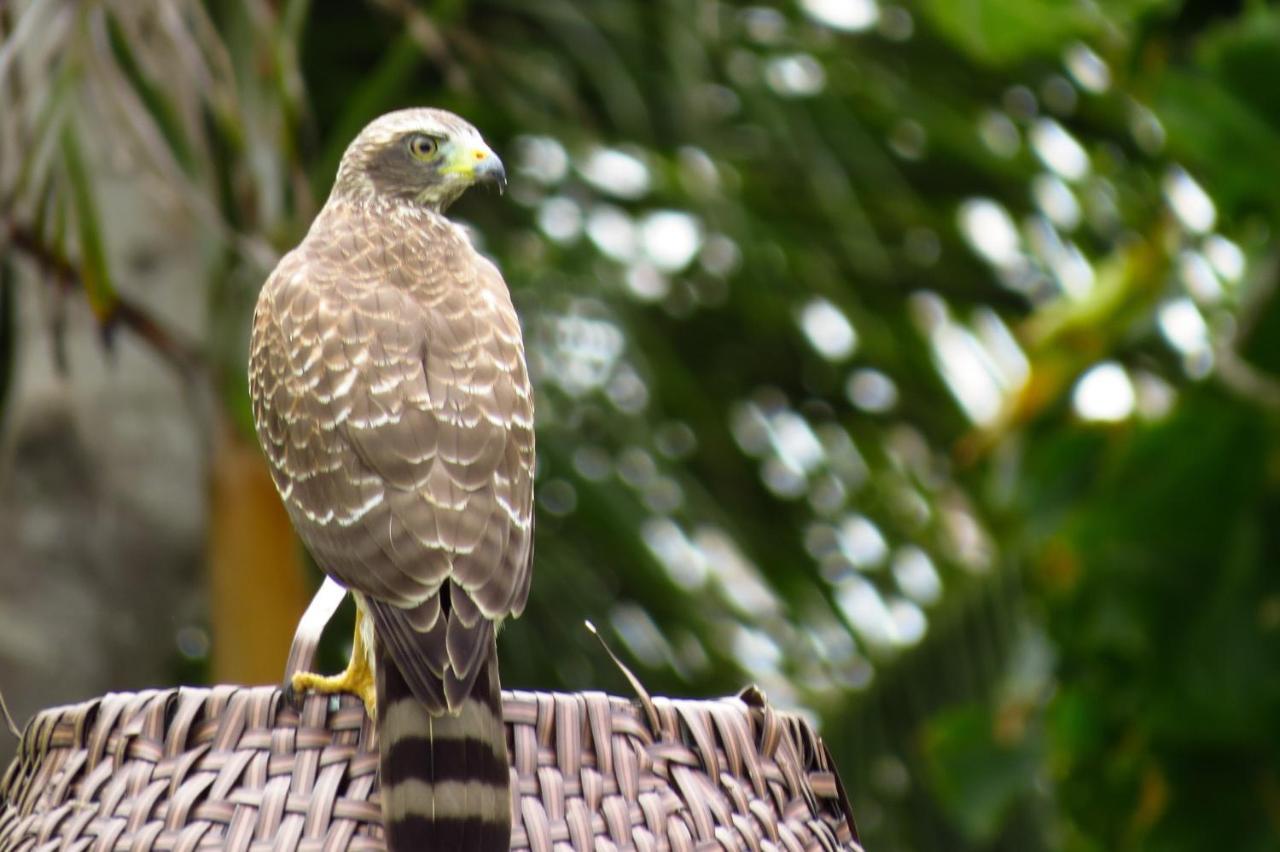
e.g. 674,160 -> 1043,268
0,687 -> 382,851
0,684 -> 859,851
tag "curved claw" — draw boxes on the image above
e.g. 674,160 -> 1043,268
286,607 -> 378,720
282,677 -> 307,711
291,668 -> 377,719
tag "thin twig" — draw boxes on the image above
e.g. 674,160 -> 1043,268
583,619 -> 661,735
3,218 -> 206,379
0,684 -> 20,740
1214,346 -> 1280,411
1213,250 -> 1280,410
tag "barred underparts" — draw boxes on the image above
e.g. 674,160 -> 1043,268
247,108 -> 532,850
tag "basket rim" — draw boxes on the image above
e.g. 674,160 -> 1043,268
2,681 -> 860,850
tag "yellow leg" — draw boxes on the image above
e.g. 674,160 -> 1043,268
291,607 -> 377,719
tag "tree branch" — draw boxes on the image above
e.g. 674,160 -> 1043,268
3,218 -> 205,379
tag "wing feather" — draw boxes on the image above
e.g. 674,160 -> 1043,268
248,204 -> 534,714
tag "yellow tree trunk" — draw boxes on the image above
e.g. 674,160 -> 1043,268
208,415 -> 310,685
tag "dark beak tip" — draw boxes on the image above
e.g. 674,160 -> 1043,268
478,157 -> 508,193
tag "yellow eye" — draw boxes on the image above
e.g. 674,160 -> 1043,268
408,134 -> 438,159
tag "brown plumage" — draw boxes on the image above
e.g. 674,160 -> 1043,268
248,108 -> 533,850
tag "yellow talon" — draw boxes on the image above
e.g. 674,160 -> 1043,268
290,607 -> 378,720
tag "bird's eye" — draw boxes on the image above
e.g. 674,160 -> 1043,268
408,134 -> 438,159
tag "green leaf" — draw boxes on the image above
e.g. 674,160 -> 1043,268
922,702 -> 1043,843
1155,69 -> 1280,221
103,10 -> 195,174
1196,3 -> 1280,131
914,0 -> 1101,65
11,54 -> 77,204
916,0 -> 1179,65
59,129 -> 117,325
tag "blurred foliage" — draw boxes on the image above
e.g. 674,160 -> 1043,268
3,0 -> 1280,849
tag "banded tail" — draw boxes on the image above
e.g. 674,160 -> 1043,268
376,648 -> 512,850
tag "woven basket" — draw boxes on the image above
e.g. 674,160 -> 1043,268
0,584 -> 861,850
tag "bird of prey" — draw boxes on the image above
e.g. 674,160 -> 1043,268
248,108 -> 534,851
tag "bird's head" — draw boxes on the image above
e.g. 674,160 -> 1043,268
332,108 -> 507,211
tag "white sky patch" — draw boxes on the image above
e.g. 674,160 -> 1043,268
741,7 -> 787,44
625,261 -> 670,302
639,210 -> 703,273
1163,166 -> 1216,234
892,546 -> 942,606
1030,118 -> 1090,181
641,517 -> 708,590
1129,101 -> 1166,154
536,196 -> 582,244
550,314 -> 625,396
971,308 -> 1030,391
835,575 -> 897,649
697,526 -> 779,616
910,292 -> 1005,425
1073,362 -> 1135,422
764,53 -> 826,97
1055,241 -> 1096,299
585,204 -> 638,262
1158,298 -> 1210,357
1026,217 -> 1095,300
800,0 -> 879,32
887,598 -> 927,647
617,446 -> 657,488
762,457 -> 808,498
927,319 -> 1006,426
847,368 -> 898,413
958,198 -> 1021,269
1178,249 -> 1222,305
700,233 -> 742,278
578,146 -> 651,200
1203,234 -> 1245,283
942,502 -> 993,572
606,364 -> 649,414
730,400 -> 772,456
818,423 -> 869,488
838,514 -> 889,569
770,410 -> 826,475
731,625 -> 783,674
515,135 -> 569,184
979,110 -> 1020,159
1133,370 -> 1177,420
1064,43 -> 1110,93
611,603 -> 673,669
798,297 -> 858,361
1031,173 -> 1081,230
677,146 -> 720,195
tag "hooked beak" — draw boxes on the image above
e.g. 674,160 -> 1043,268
445,142 -> 507,193
474,151 -> 507,192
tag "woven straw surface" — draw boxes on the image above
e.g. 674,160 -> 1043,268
0,683 -> 860,851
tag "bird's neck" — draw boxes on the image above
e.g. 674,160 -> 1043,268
316,192 -> 455,231
326,170 -> 461,216
308,194 -> 472,259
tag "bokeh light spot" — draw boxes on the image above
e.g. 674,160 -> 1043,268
1072,362 -> 1135,422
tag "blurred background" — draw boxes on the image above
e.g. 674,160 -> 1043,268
2,0 -> 1279,849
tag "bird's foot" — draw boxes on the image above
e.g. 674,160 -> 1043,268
284,599 -> 378,719
290,662 -> 377,720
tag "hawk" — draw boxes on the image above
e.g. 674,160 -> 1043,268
248,108 -> 534,851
